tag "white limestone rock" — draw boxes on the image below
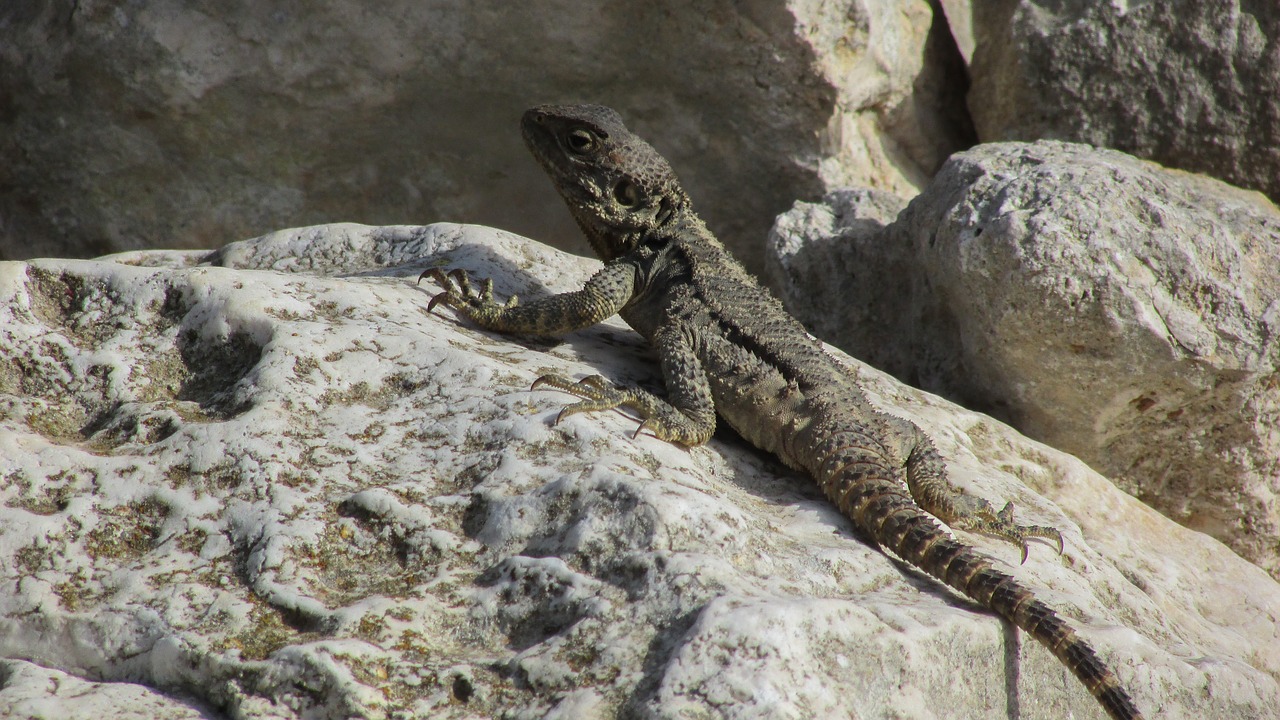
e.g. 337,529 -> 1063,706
767,141 -> 1280,580
0,660 -> 212,720
1,223 -> 1277,719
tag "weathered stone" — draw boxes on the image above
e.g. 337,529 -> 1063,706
768,141 -> 1280,578
0,660 -> 210,719
1,223 -> 1277,718
0,0 -> 970,273
937,0 -> 978,62
765,187 -> 908,344
956,0 -> 1280,202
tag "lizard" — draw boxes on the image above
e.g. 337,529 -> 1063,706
419,103 -> 1145,720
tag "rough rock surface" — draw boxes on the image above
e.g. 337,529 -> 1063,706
2,223 -> 1278,719
765,187 -> 908,346
956,0 -> 1280,202
767,141 -> 1280,579
937,0 -> 979,63
0,0 -> 970,272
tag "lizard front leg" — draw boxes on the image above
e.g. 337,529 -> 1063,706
534,321 -> 717,446
421,261 -> 637,335
422,264 -> 715,444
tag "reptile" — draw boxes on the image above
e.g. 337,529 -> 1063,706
420,103 -> 1144,720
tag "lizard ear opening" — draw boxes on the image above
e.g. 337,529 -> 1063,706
613,180 -> 641,207
655,197 -> 674,225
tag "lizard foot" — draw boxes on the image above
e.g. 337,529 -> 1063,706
531,374 -> 712,445
418,267 -> 518,320
532,374 -> 644,434
964,501 -> 1065,564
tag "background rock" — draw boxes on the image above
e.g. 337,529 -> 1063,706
768,141 -> 1280,578
956,0 -> 1280,202
765,187 -> 907,345
936,0 -> 978,62
0,0 -> 972,272
1,223 -> 1278,718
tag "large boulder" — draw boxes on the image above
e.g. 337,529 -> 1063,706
768,141 -> 1280,578
1,223 -> 1277,718
945,0 -> 1280,202
0,0 -> 970,272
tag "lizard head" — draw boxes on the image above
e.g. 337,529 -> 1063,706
522,104 -> 690,261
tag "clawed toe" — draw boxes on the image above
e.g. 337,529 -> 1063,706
419,267 -> 461,315
632,417 -> 659,440
418,267 -> 516,320
417,267 -> 447,286
963,501 -> 1066,564
532,373 -> 652,436
576,375 -> 614,392
533,374 -> 587,394
426,291 -> 449,314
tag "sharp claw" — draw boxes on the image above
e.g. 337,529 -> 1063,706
553,407 -> 570,426
1055,533 -> 1065,556
532,375 -> 575,392
632,420 -> 650,439
1020,542 -> 1030,565
416,269 -> 431,285
427,292 -> 449,315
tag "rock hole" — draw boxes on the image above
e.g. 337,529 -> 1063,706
176,328 -> 264,418
452,675 -> 474,703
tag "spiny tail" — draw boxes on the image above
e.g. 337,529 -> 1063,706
823,466 -> 1144,720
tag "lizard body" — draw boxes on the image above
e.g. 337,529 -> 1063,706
422,104 -> 1144,720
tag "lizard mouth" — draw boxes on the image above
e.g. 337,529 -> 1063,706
520,105 -> 606,206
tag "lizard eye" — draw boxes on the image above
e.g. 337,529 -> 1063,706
567,129 -> 597,154
613,180 -> 640,207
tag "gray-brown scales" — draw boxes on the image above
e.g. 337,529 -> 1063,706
421,103 -> 1145,720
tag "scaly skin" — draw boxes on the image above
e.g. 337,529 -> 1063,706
421,104 -> 1144,720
